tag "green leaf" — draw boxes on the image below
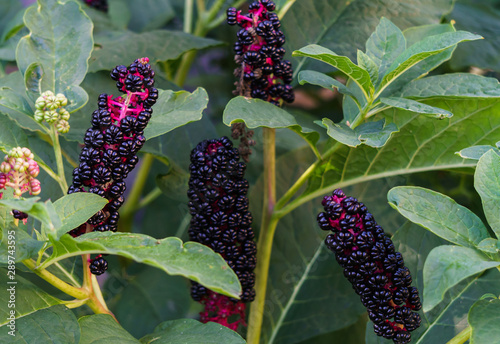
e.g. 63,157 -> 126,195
469,298 -> 500,344
448,0 -> 500,70
380,97 -> 453,119
0,198 -> 61,233
474,150 -> 500,237
298,70 -> 355,97
378,31 -> 482,95
79,314 -> 139,344
126,0 -> 174,32
0,271 -> 62,327
0,305 -> 79,342
365,17 -> 405,79
0,223 -> 45,262
89,30 -> 222,73
322,118 -> 399,148
144,88 -> 209,140
16,0 -> 93,95
281,0 -> 454,75
357,50 -> 379,84
223,97 -> 320,156
108,0 -> 131,29
140,319 -> 246,344
398,73 -> 500,99
52,193 -> 108,240
293,44 -> 374,100
301,98 -> 500,216
0,87 -> 44,133
477,238 -> 500,255
423,245 -> 500,312
458,145 -> 500,161
43,232 -> 241,298
388,186 -> 490,247
107,267 -> 192,339
0,114 -> 29,152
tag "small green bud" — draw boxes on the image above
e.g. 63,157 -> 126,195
57,119 -> 70,134
56,93 -> 68,106
34,110 -> 45,122
44,110 -> 59,123
59,108 -> 70,121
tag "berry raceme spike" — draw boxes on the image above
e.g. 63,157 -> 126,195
187,137 -> 256,331
317,189 -> 422,344
34,91 -> 71,134
68,58 -> 158,275
227,0 -> 294,106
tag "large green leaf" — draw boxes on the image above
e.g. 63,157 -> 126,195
293,45 -> 374,100
79,314 -> 139,344
140,319 -> 246,344
294,98 -> 500,214
469,298 -> 500,344
0,223 -> 45,263
281,0 -> 454,75
0,305 -> 79,342
0,114 -> 29,152
458,145 -> 500,161
474,150 -> 500,237
398,74 -> 500,99
16,0 -> 93,95
448,0 -> 500,70
378,31 -> 482,94
144,88 -> 209,140
365,17 -> 406,79
42,232 -> 241,298
223,97 -> 320,156
89,30 -> 221,73
107,267 -> 192,339
387,186 -> 490,248
321,118 -> 399,148
52,193 -> 108,239
125,0 -> 174,32
0,271 -> 62,327
0,87 -> 44,133
423,245 -> 500,312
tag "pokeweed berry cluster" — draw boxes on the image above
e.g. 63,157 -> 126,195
187,137 -> 256,330
83,0 -> 108,12
317,189 -> 421,344
227,0 -> 294,106
34,91 -> 71,133
68,57 -> 157,275
0,147 -> 41,222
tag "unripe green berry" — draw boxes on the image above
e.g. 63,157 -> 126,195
56,93 -> 68,106
59,108 -> 70,121
34,110 -> 45,122
57,119 -> 70,133
44,110 -> 59,123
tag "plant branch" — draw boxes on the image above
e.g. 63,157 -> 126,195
278,0 -> 297,19
248,128 -> 276,344
446,326 -> 471,344
119,153 -> 155,233
22,259 -> 88,299
184,0 -> 194,34
50,125 -> 69,193
137,187 -> 163,210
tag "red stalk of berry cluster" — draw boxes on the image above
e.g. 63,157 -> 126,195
318,189 -> 422,344
68,57 -> 158,275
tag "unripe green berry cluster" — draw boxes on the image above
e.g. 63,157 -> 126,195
34,91 -> 71,133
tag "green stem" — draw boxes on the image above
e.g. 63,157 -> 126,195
119,153 -> 155,233
446,326 -> 471,344
184,0 -> 194,34
22,259 -> 88,299
277,0 -> 297,19
248,128 -> 276,344
50,125 -> 68,193
137,187 -> 163,210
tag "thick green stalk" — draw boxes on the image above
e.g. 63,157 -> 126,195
22,259 -> 88,299
248,128 -> 276,344
50,125 -> 69,193
184,0 -> 194,33
446,326 -> 471,344
119,153 -> 155,232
